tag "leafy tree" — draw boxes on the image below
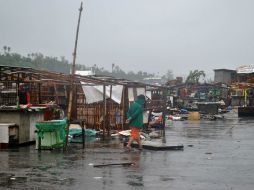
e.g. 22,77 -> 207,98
0,49 -> 163,83
3,46 -> 7,53
185,70 -> 206,84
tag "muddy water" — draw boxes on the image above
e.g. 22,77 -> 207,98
1,112 -> 254,190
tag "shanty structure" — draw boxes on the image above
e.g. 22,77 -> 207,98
0,65 -> 73,144
214,66 -> 254,107
76,74 -> 147,133
0,65 -> 169,143
165,83 -> 230,108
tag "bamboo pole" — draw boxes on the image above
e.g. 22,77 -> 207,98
65,2 -> 83,149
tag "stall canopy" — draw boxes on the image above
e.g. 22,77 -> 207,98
81,82 -> 123,104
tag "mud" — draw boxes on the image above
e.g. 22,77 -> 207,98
1,112 -> 254,190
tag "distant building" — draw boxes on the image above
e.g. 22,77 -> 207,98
214,69 -> 236,85
143,77 -> 162,85
75,70 -> 95,76
236,65 -> 254,74
236,65 -> 254,83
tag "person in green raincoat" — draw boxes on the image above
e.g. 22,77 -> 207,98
126,94 -> 146,150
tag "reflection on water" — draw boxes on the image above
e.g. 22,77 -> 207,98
125,151 -> 144,188
1,114 -> 254,190
126,173 -> 144,187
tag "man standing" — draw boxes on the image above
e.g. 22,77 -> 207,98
126,94 -> 146,150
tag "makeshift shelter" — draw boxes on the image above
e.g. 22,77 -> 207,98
77,75 -> 147,132
1,65 -> 171,137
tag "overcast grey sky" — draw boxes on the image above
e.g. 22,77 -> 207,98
1,0 -> 254,79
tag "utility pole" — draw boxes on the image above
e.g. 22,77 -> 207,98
65,2 -> 83,148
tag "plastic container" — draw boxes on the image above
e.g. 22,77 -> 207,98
188,112 -> 200,120
35,119 -> 67,149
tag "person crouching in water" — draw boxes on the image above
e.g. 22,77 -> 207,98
125,94 -> 146,150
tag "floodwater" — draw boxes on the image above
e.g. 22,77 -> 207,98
1,111 -> 254,190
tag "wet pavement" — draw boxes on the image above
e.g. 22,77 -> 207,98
1,111 -> 254,190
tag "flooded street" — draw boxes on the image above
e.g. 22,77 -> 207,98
1,112 -> 254,190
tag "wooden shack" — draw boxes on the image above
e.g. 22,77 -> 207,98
1,65 -> 170,139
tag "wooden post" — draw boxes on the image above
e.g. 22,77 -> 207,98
16,73 -> 20,108
81,120 -> 85,149
103,85 -> 106,137
110,85 -> 112,99
38,136 -> 41,151
38,83 -> 41,104
244,89 -> 247,107
54,83 -> 59,105
121,86 -> 125,130
162,88 -> 167,144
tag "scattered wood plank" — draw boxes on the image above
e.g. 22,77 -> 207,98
123,141 -> 184,151
93,162 -> 134,168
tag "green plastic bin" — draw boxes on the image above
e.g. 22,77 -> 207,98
35,119 -> 67,150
